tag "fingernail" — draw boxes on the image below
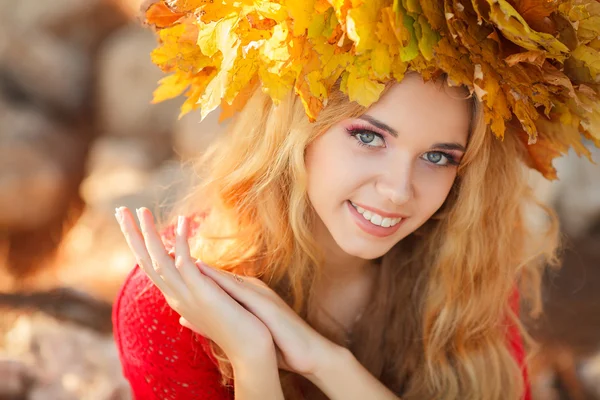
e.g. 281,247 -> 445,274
177,215 -> 185,236
114,207 -> 122,223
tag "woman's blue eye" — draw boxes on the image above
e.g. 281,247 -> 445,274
348,129 -> 386,147
359,132 -> 375,144
427,152 -> 443,164
423,151 -> 456,166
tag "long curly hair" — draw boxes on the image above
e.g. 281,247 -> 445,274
167,74 -> 559,400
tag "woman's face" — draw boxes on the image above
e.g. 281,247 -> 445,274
305,74 -> 471,260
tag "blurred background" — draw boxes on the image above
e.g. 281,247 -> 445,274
0,0 -> 598,399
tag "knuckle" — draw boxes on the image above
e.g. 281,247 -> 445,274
174,256 -> 186,269
151,259 -> 163,273
137,258 -> 153,271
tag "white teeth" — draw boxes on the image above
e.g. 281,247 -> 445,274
370,214 -> 383,225
350,201 -> 402,227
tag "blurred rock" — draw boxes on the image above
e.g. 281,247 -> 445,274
1,32 -> 90,114
111,0 -> 146,19
0,102 -> 85,231
0,357 -> 36,399
96,24 -> 180,144
1,313 -> 131,400
0,0 -> 127,52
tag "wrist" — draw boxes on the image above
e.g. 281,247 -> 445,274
305,341 -> 353,384
230,341 -> 278,371
232,349 -> 284,400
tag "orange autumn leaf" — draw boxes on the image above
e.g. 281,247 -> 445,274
164,0 -> 211,13
219,75 -> 259,122
145,2 -> 185,28
510,0 -> 561,33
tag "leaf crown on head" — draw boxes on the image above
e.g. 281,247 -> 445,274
144,0 -> 600,179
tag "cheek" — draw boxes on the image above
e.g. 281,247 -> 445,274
414,167 -> 457,212
305,133 -> 356,197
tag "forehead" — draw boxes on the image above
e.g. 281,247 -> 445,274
365,74 -> 471,145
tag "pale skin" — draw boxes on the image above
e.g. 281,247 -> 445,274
115,73 -> 470,399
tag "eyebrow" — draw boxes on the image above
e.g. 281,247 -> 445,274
358,115 -> 398,137
432,142 -> 467,152
359,115 -> 466,153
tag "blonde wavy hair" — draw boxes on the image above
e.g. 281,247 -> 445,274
166,73 -> 559,400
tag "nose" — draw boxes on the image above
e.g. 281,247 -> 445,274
375,158 -> 414,206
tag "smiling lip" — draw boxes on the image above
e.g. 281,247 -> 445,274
347,201 -> 405,238
350,201 -> 407,219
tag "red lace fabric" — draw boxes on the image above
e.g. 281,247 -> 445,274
112,220 -> 531,399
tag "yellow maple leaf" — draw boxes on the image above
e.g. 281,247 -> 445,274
151,23 -> 214,73
346,0 -> 388,54
196,15 -> 241,119
258,65 -> 294,103
220,75 -> 259,122
315,0 -> 331,14
486,0 -> 570,60
560,0 -> 600,45
286,0 -> 316,36
392,3 -> 419,61
179,67 -> 218,117
371,44 -> 392,79
578,88 -> 600,143
330,0 -> 353,30
345,56 -> 385,107
414,14 -> 438,61
260,23 -> 291,75
313,39 -> 352,78
152,72 -> 190,102
252,0 -> 288,22
571,45 -> 600,80
376,7 -> 400,46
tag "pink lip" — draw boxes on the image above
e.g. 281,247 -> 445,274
350,201 -> 407,219
346,201 -> 404,238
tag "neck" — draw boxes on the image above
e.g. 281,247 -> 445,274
312,217 -> 375,289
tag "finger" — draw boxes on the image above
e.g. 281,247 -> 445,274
115,207 -> 174,297
174,215 -> 209,292
136,208 -> 190,295
179,317 -> 207,337
197,263 -> 275,314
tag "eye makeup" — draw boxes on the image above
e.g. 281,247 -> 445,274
344,119 -> 463,168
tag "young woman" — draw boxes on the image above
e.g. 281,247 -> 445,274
112,1 -> 598,399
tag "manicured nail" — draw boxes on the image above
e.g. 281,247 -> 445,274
114,207 -> 123,223
177,215 -> 185,236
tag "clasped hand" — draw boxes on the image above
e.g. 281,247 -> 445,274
115,207 -> 337,376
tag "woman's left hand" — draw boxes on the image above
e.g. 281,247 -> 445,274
196,262 -> 341,379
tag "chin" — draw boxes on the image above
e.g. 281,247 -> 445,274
337,239 -> 392,260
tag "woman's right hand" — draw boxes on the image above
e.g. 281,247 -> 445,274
114,207 -> 276,366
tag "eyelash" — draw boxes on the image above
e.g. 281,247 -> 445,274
345,125 -> 460,168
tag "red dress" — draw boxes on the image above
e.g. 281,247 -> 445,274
112,223 -> 532,399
